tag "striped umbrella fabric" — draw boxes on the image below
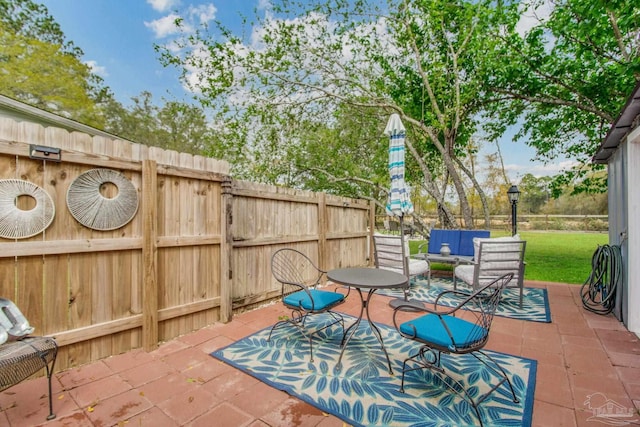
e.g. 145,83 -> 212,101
384,114 -> 413,217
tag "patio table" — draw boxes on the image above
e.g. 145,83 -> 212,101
327,267 -> 408,374
413,252 -> 474,267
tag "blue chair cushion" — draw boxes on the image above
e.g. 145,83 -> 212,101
399,314 -> 487,351
283,289 -> 345,311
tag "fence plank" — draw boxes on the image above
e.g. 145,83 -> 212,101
142,160 -> 158,351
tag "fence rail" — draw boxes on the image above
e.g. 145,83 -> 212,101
377,214 -> 609,233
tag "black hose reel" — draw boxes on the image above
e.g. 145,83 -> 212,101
580,244 -> 623,315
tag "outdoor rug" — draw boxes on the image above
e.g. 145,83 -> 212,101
211,313 -> 537,427
378,276 -> 552,323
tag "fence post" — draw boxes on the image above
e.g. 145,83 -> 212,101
318,192 -> 327,272
219,177 -> 233,323
369,200 -> 375,266
142,160 -> 158,351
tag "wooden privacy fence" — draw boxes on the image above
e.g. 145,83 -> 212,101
0,118 -> 371,371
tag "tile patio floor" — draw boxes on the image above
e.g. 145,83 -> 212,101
1,280 -> 639,426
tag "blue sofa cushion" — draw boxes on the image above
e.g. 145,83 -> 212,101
458,230 -> 490,257
427,229 -> 461,255
428,229 -> 491,257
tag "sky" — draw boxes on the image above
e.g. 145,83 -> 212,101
38,0 -> 570,182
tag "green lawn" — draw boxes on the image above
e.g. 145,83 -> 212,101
409,231 -> 609,285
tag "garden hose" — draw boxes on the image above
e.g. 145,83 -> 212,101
580,244 -> 623,315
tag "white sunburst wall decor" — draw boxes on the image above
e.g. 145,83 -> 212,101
66,168 -> 139,231
0,179 -> 55,239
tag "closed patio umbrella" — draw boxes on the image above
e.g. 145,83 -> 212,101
384,113 -> 413,229
384,114 -> 421,309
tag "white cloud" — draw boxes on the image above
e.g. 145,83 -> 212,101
85,60 -> 108,77
187,4 -> 217,25
145,13 -> 192,38
257,0 -> 271,10
147,0 -> 180,13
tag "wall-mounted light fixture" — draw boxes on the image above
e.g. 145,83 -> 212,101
29,145 -> 61,162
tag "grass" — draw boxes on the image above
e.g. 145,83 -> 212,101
409,230 -> 609,285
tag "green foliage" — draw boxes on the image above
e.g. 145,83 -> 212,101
483,0 -> 640,194
0,0 -> 109,128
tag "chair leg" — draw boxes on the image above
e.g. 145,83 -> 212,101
473,350 -> 520,405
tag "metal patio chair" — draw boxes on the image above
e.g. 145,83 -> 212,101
392,273 -> 519,427
373,233 -> 430,299
268,248 -> 349,362
454,239 -> 527,307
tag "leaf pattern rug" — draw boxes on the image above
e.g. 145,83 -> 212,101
377,276 -> 551,323
212,314 -> 536,427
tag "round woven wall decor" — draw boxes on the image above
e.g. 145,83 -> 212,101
0,179 -> 55,239
66,169 -> 139,231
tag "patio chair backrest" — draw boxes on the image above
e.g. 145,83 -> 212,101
373,233 -> 409,276
474,239 -> 526,288
271,249 -> 324,297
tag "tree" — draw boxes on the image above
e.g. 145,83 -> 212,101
159,0 -> 522,228
518,173 -> 551,214
0,0 -> 110,127
483,0 -> 640,195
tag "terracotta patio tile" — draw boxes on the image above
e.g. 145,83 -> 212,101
561,334 -> 602,348
260,396 -> 327,427
119,359 -> 174,387
56,361 -> 113,390
102,348 -> 156,373
33,410 -> 94,427
160,346 -> 214,372
534,364 -> 573,407
228,381 -> 290,419
137,371 -> 200,405
601,338 -> 640,355
570,370 -> 629,402
217,322 -> 261,341
576,395 -> 639,427
83,389 -> 152,426
596,327 -> 640,343
151,339 -> 191,357
201,366 -> 260,399
187,402 -> 254,427
564,344 -> 611,373
246,420 -> 272,427
556,322 -> 598,338
67,374 -> 131,408
607,351 -> 640,369
531,400 -> 577,427
156,385 -> 220,425
177,326 -> 221,347
182,357 -> 231,382
196,334 -> 236,354
123,406 -> 179,426
520,346 -> 564,367
1,376 -> 75,426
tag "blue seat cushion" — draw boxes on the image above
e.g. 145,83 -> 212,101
399,314 -> 487,351
283,289 -> 345,311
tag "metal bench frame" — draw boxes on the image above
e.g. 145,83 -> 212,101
0,336 -> 58,420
